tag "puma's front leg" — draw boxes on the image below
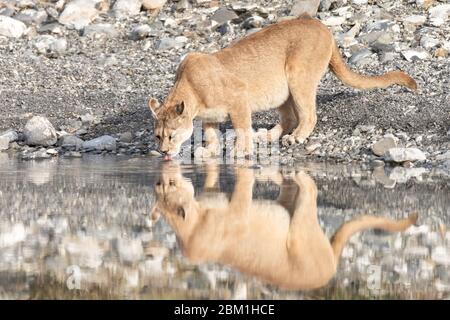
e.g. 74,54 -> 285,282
229,105 -> 253,159
194,122 -> 221,159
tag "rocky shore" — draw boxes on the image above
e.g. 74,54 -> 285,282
0,0 -> 449,169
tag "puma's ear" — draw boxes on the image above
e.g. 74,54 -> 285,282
176,101 -> 185,116
148,98 -> 161,119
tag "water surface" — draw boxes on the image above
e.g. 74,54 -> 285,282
0,154 -> 449,299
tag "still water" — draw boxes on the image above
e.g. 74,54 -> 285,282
0,154 -> 449,299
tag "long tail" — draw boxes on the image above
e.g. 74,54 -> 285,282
331,213 -> 418,261
329,41 -> 417,90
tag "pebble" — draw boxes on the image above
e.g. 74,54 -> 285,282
290,0 -> 320,17
211,8 -> 239,24
33,35 -> 67,56
401,49 -> 430,61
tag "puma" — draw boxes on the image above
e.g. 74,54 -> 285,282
151,163 -> 417,290
148,14 -> 417,159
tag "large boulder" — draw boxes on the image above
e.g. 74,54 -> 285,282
141,0 -> 167,10
23,116 -> 58,146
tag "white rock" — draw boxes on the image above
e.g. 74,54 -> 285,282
436,151 -> 450,161
59,0 -> 101,30
432,246 -> 450,266
429,4 -> 450,27
401,49 -> 430,61
33,35 -> 67,56
388,167 -> 427,183
403,15 -> 427,25
113,0 -> 142,18
141,0 -> 166,10
290,0 -> 320,17
321,16 -> 346,26
384,147 -> 426,162
24,116 -> 58,146
352,0 -> 368,4
0,16 -> 27,38
420,35 -> 439,50
0,223 -> 26,247
116,238 -> 143,264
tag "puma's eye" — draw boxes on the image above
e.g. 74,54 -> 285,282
177,207 -> 185,219
155,135 -> 161,141
169,179 -> 175,186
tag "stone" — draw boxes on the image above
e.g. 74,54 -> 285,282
142,0 -> 167,10
59,135 -> 84,150
0,137 -> 9,151
290,0 -> 320,17
429,4 -> 450,27
403,15 -> 427,26
432,246 -> 450,266
156,36 -> 187,50
372,137 -> 397,156
119,132 -> 133,143
14,9 -> 48,26
388,167 -> 427,183
149,150 -> 161,156
373,166 -> 396,188
24,116 -> 58,146
436,151 -> 450,161
113,0 -> 142,18
211,8 -> 239,24
129,24 -> 152,40
420,35 -> 439,50
82,135 -> 117,151
321,16 -> 345,26
0,16 -> 27,38
401,49 -> 430,62
0,129 -> 19,143
348,48 -> 374,66
59,0 -> 101,30
83,24 -> 119,39
384,148 -> 426,163
352,0 -> 368,4
116,238 -> 143,264
33,35 -> 67,56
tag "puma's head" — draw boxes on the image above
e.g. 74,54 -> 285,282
151,164 -> 202,242
148,97 -> 194,157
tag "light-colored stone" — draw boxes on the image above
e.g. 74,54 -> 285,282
113,0 -> 142,18
290,0 -> 320,17
141,0 -> 166,10
82,135 -> 116,151
59,0 -> 101,30
116,238 -> 143,264
429,4 -> 450,27
403,15 -> 427,25
401,49 -> 430,62
33,35 -> 67,56
24,116 -> 58,146
321,16 -> 345,26
384,148 -> 426,163
0,16 -> 27,38
372,137 -> 397,156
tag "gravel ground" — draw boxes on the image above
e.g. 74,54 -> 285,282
0,0 -> 449,165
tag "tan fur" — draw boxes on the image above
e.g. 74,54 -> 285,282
149,16 -> 417,157
151,164 -> 418,290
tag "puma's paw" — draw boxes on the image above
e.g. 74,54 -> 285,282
194,146 -> 213,159
281,134 -> 306,147
254,128 -> 268,143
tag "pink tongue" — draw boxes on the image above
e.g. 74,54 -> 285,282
164,154 -> 172,161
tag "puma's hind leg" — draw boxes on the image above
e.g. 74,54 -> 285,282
255,96 -> 298,143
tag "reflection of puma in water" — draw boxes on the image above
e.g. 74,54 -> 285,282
152,164 -> 417,290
